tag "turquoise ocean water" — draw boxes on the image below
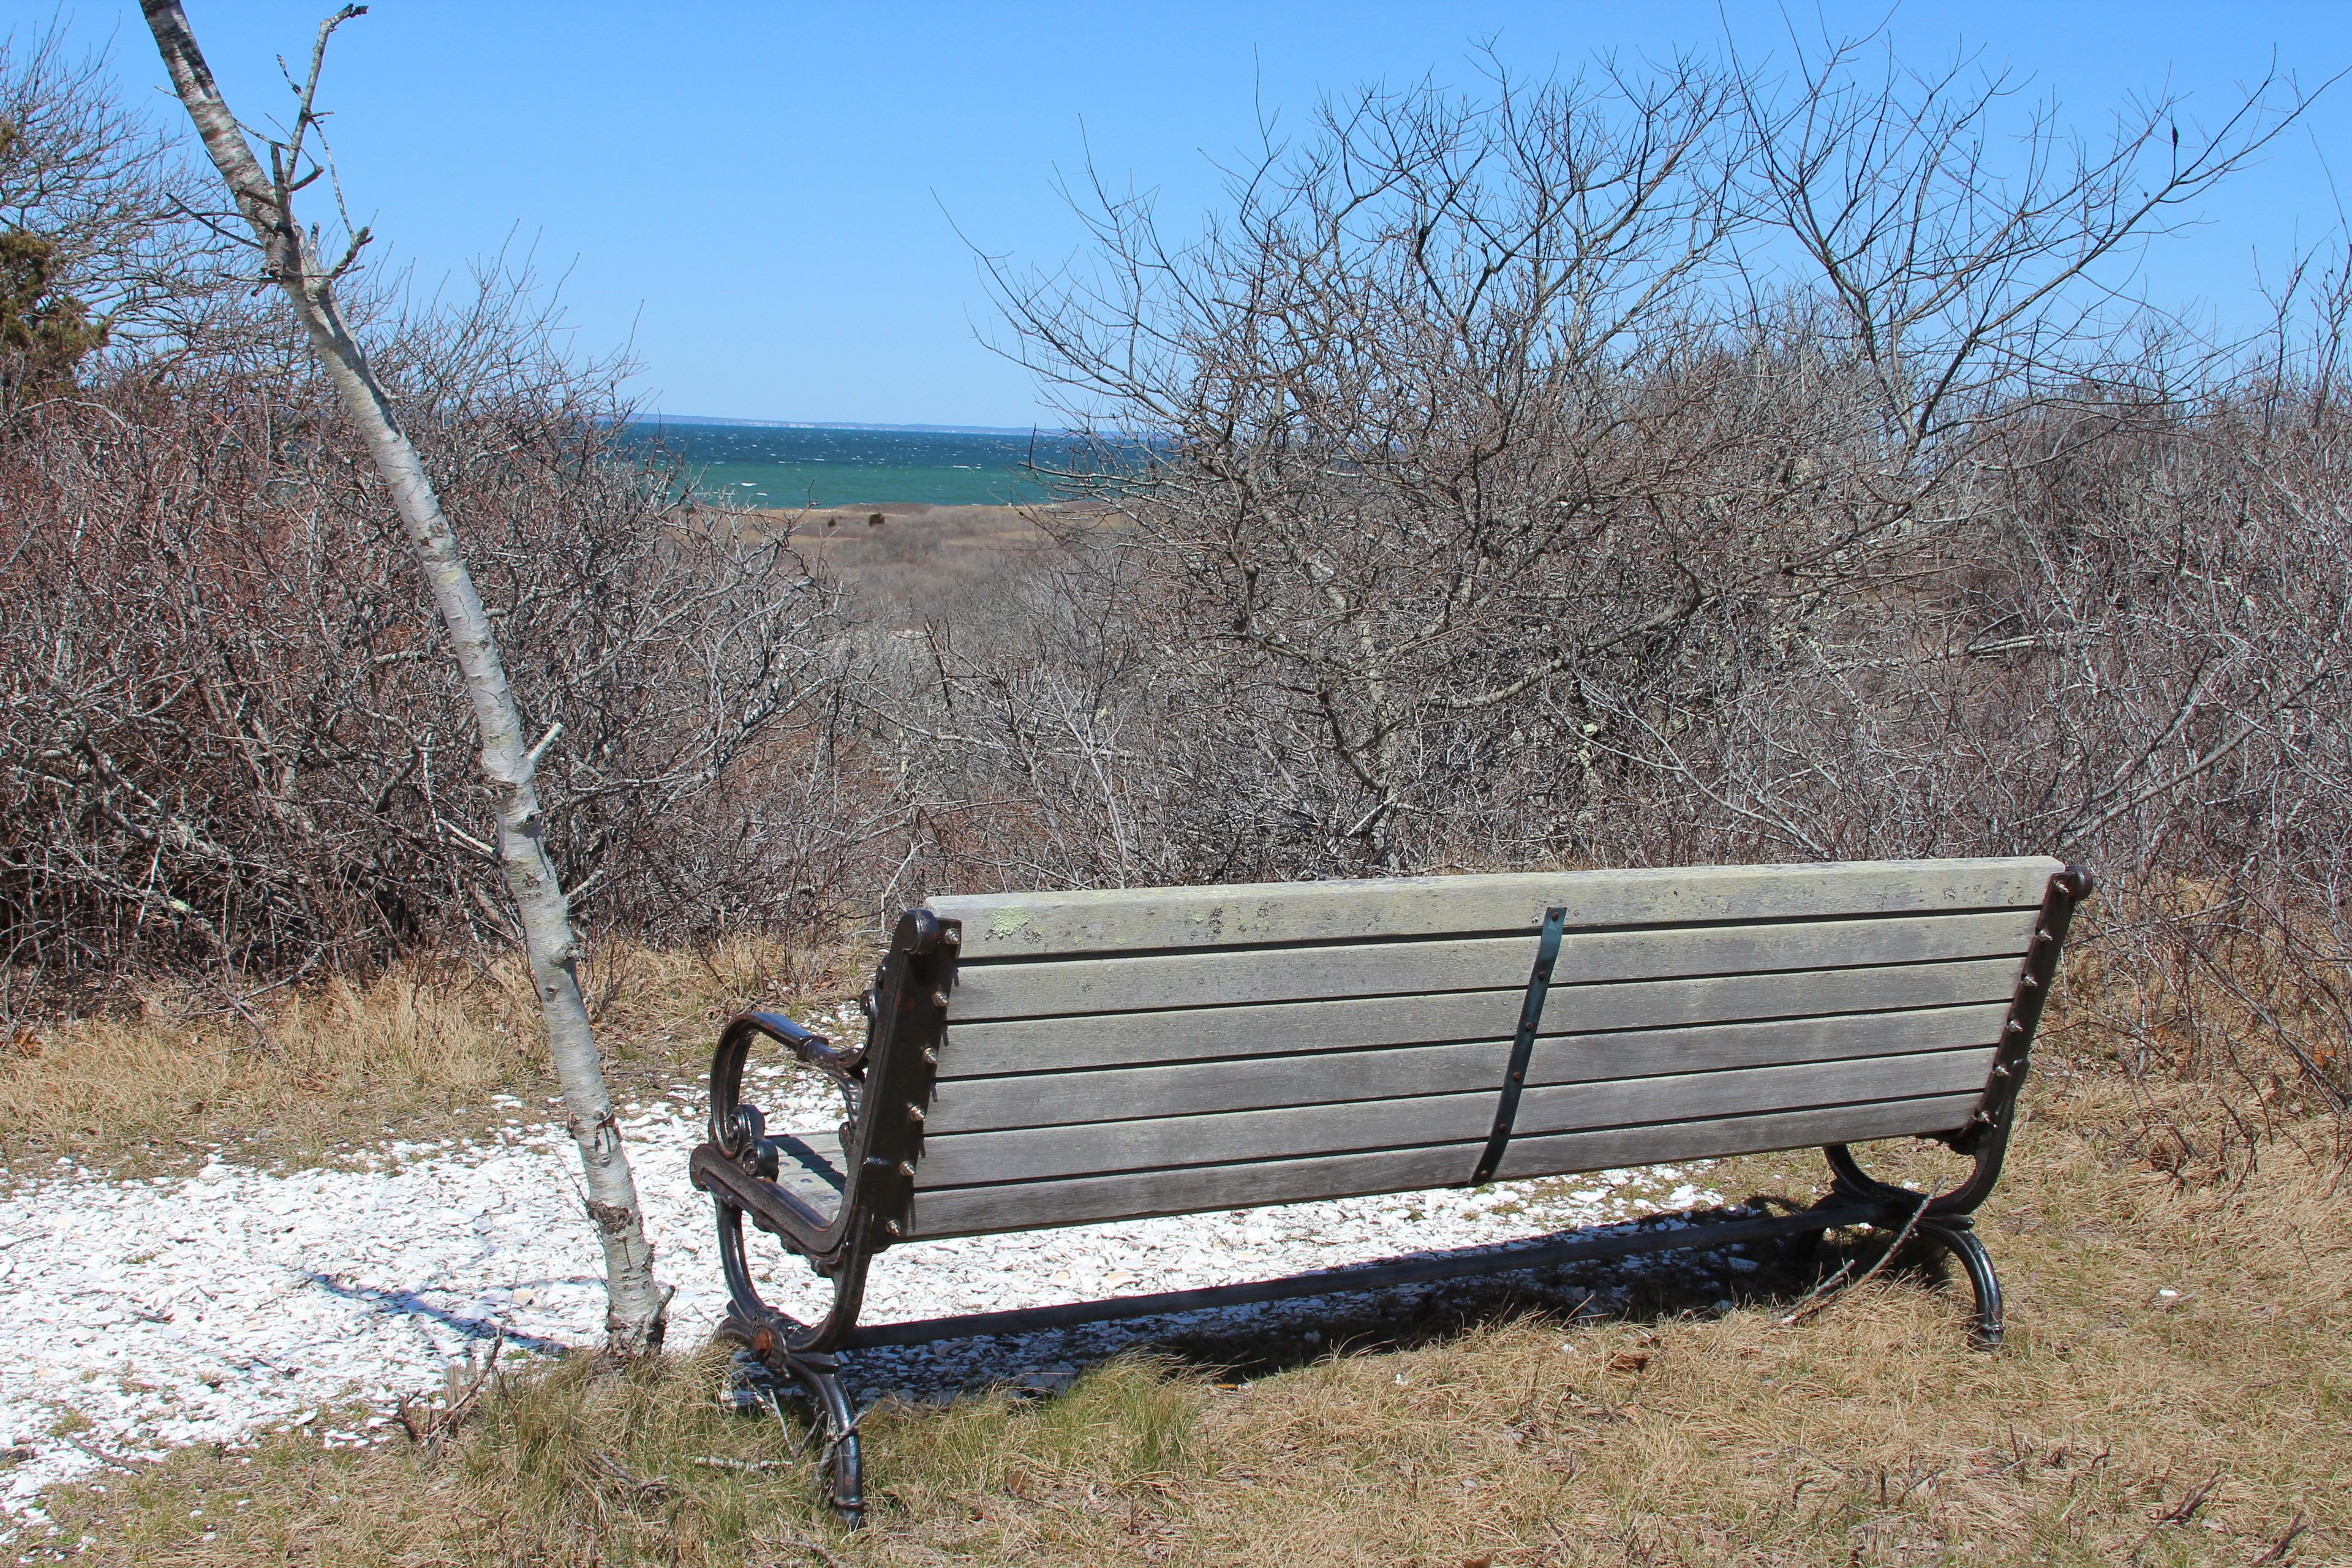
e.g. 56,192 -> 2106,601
624,420 -> 1085,508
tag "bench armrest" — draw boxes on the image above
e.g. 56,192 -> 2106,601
696,912 -> 960,1314
738,1009 -> 867,1081
706,1010 -> 863,1164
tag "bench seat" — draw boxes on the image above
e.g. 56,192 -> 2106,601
767,1131 -> 847,1227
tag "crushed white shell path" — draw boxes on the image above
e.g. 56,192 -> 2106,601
0,1060 -> 1711,1523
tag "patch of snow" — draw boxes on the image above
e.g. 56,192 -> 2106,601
0,1061 -> 1715,1525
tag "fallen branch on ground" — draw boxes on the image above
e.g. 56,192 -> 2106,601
1780,1196 -> 1934,1327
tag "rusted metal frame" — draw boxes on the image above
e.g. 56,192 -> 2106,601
1469,905 -> 1569,1185
844,1196 -> 1901,1349
1820,863 -> 2095,1348
690,908 -> 960,1526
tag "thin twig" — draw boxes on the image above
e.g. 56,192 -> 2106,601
2125,1468 -> 2228,1561
1775,1257 -> 1856,1322
394,1328 -> 503,1447
216,981 -> 280,1055
690,1454 -> 788,1472
439,1327 -> 504,1430
1781,1196 -> 1933,1327
587,1448 -> 674,1501
767,1386 -> 815,1460
776,1529 -> 853,1568
2252,1512 -> 2308,1564
59,1431 -> 141,1472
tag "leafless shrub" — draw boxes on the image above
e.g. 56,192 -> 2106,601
925,49 -> 2305,870
0,268 -> 874,1010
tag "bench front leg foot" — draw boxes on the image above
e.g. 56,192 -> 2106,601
785,1350 -> 865,1527
1918,1215 -> 2003,1349
716,1310 -> 867,1527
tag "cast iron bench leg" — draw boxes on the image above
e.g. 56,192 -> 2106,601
708,1149 -> 875,1525
718,1303 -> 867,1526
1822,1140 -> 2008,1350
1917,1215 -> 2003,1349
785,1348 -> 864,1526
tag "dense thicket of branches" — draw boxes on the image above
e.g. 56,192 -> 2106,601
4,24 -> 2350,1152
2,317 -> 870,986
924,51 -> 2334,890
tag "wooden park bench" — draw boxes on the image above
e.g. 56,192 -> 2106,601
690,856 -> 2093,1523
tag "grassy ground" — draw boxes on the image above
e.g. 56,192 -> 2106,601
752,501 -> 1071,630
26,1065 -> 2350,1567
12,914 -> 2349,1563
0,934 -> 865,1177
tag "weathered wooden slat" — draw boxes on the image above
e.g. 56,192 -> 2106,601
914,1091 -> 1498,1189
1551,910 -> 2032,986
940,958 -> 2024,1077
1527,1003 -> 2008,1085
943,990 -> 1526,1077
927,1040 -> 1511,1135
914,1039 -> 1994,1188
905,1090 -> 1985,1237
950,933 -> 1527,1022
1511,1048 -> 1996,1138
1534,958 -> 2023,1041
931,857 -> 2060,959
950,910 -> 2034,1023
925,1005 -> 2007,1135
1491,1093 -> 1985,1182
907,1142 -> 1481,1238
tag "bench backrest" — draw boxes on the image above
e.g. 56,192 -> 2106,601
907,858 -> 2059,1239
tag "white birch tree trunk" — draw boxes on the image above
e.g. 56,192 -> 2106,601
140,0 -> 668,1354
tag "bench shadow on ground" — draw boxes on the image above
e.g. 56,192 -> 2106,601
778,1201 -> 1965,1411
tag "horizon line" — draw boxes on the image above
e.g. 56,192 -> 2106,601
635,413 -> 1050,436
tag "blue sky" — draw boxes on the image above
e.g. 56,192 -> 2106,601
34,1 -> 2352,427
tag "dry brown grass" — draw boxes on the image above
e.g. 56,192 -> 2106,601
0,962 -> 534,1175
0,933 -> 871,1175
14,912 -> 2350,1563
29,1065 -> 2350,1567
752,501 -> 1088,629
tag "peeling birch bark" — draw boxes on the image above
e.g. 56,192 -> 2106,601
140,0 -> 668,1354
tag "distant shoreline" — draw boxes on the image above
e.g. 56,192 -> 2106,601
711,498 -> 1113,522
635,414 -> 1061,437
625,420 -> 1133,510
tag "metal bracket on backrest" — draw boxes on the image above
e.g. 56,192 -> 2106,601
1470,906 -> 1568,1186
843,908 -> 960,1250
1945,863 -> 2095,1160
